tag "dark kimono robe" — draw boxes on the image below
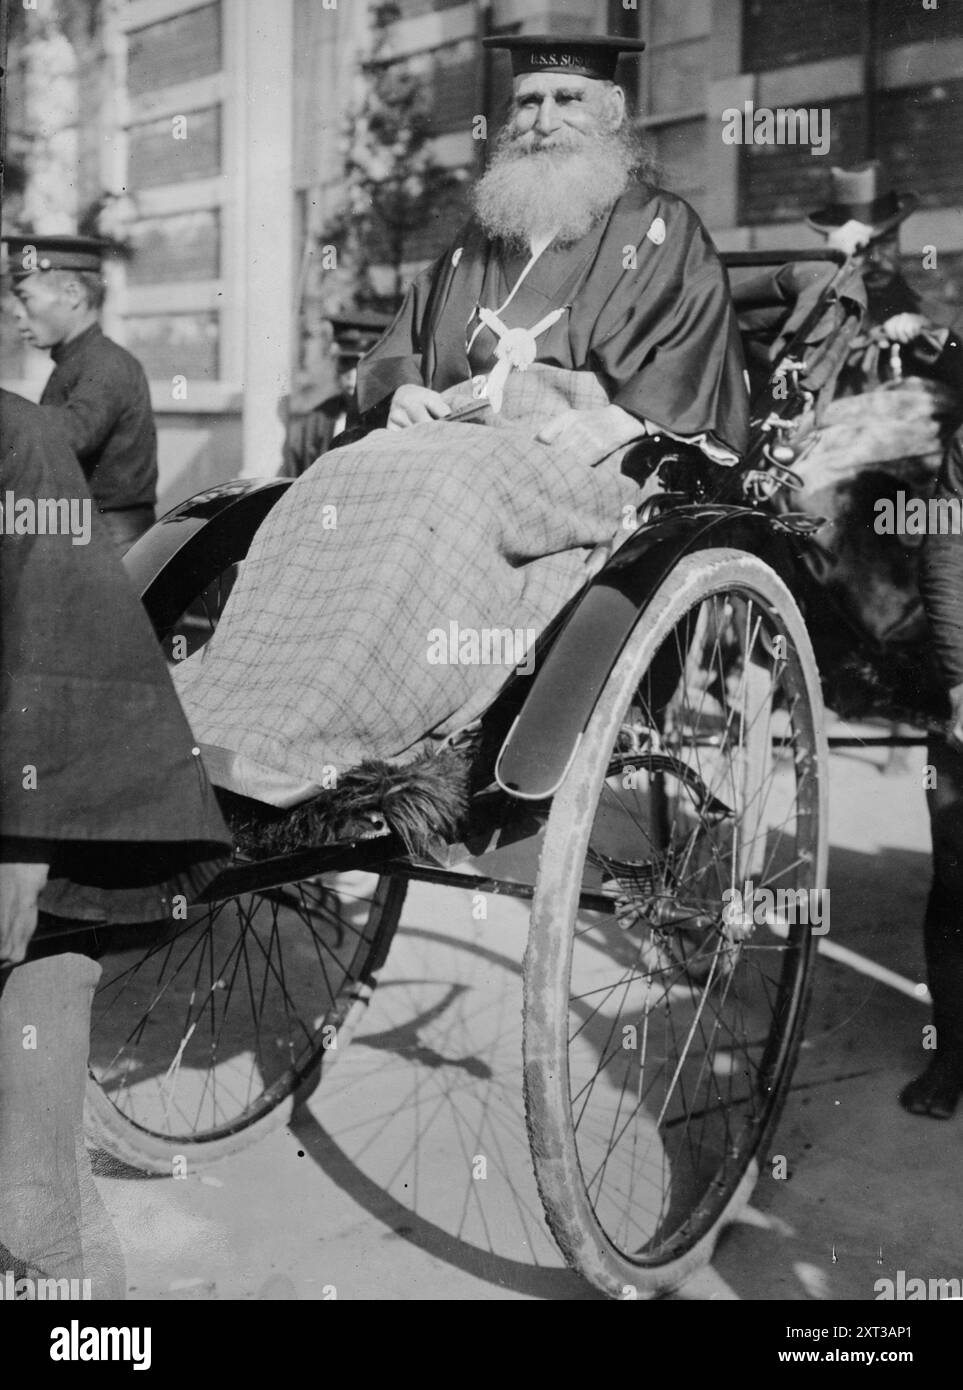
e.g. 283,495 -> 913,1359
0,390 -> 230,927
358,182 -> 749,459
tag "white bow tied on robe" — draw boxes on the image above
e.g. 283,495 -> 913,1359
476,305 -> 567,413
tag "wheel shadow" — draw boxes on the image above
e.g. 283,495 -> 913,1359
286,920 -> 603,1300
688,841 -> 957,1301
288,1109 -> 600,1300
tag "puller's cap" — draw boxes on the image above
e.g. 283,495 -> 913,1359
2,233 -> 110,280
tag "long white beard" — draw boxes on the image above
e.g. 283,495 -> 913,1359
471,124 -> 642,250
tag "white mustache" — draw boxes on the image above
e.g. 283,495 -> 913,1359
504,129 -> 587,156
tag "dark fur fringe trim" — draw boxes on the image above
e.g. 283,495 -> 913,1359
821,649 -> 949,734
223,745 -> 473,860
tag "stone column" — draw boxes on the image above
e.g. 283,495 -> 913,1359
229,0 -> 295,476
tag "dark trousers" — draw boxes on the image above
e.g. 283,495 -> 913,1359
924,735 -> 963,1063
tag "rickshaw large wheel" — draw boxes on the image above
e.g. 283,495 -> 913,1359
84,502 -> 408,1172
524,548 -> 827,1298
85,872 -> 407,1172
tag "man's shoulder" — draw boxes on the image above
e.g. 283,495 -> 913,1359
609,182 -> 710,242
94,330 -> 149,378
0,388 -> 85,493
0,389 -> 43,473
76,331 -> 152,406
617,181 -> 700,217
0,386 -> 40,433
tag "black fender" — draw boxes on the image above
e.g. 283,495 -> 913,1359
123,477 -> 291,639
495,504 -> 810,801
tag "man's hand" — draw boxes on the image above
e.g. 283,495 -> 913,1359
387,385 -> 452,430
880,312 -> 931,345
0,861 -> 49,965
536,405 -> 647,465
825,219 -> 874,257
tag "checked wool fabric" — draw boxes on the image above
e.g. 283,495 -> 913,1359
173,367 -> 648,805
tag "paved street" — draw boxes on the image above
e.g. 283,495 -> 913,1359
95,722 -> 961,1301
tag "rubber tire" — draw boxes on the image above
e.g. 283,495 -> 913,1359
523,548 -> 828,1299
84,872 -> 407,1173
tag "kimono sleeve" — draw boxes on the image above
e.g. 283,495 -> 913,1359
587,202 -> 750,458
355,260 -> 442,418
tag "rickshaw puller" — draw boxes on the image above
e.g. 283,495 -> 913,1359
916,334 -> 963,1118
807,165 -> 963,1118
0,391 -> 231,1295
2,234 -> 158,552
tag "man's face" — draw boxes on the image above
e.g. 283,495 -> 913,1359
863,231 -> 901,287
506,73 -> 623,152
473,70 -> 637,247
12,273 -> 76,349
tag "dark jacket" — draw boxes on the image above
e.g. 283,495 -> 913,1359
0,390 -> 230,924
919,333 -> 963,686
282,393 -> 357,477
39,322 -> 157,513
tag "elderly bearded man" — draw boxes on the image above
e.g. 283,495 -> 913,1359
173,34 -> 749,831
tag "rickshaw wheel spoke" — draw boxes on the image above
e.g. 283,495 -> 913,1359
85,545 -> 408,1170
524,549 -> 827,1299
85,871 -> 407,1169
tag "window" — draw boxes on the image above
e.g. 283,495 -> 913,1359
127,211 -> 221,286
123,3 -> 226,384
609,0 -> 710,214
125,313 -> 219,382
878,0 -> 963,48
127,108 -> 221,191
738,2 -> 963,223
740,98 -> 866,225
742,0 -> 862,72
879,78 -> 963,208
743,0 -> 963,70
127,3 -> 221,97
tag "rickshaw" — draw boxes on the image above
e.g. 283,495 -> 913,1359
79,246 -> 945,1300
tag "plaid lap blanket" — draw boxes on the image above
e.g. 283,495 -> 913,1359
173,366 -> 647,803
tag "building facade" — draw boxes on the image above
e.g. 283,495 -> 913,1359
2,0 -> 960,505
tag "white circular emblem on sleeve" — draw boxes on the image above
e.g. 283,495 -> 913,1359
452,247 -> 463,267
646,217 -> 666,245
